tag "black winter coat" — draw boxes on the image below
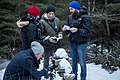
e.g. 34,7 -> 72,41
3,49 -> 47,80
20,15 -> 44,50
66,12 -> 92,44
21,23 -> 38,50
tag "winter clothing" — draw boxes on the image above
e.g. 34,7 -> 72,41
3,49 -> 47,80
66,10 -> 91,44
40,13 -> 62,37
19,14 -> 44,69
31,41 -> 44,54
28,6 -> 40,17
70,43 -> 87,80
65,6 -> 92,80
16,6 -> 43,70
46,4 -> 55,13
20,14 -> 44,50
80,6 -> 88,15
40,13 -> 62,74
68,1 -> 81,10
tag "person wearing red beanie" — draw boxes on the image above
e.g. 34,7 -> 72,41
16,5 -> 45,72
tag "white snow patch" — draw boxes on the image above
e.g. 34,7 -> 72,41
54,48 -> 68,58
59,58 -> 72,74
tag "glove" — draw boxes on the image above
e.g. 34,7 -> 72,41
40,69 -> 48,76
43,68 -> 49,79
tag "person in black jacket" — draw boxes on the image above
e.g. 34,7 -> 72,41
62,1 -> 92,80
17,6 -> 44,50
16,6 -> 45,68
3,41 -> 47,80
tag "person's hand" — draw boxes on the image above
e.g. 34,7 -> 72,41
48,37 -> 57,43
70,27 -> 78,33
58,34 -> 63,39
16,19 -> 29,28
62,25 -> 70,31
40,68 -> 48,76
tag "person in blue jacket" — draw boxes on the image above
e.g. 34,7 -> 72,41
3,41 -> 47,80
62,1 -> 92,80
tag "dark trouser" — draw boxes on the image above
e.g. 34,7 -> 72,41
43,43 -> 59,78
44,46 -> 56,69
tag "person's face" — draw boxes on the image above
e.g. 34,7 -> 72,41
47,12 -> 55,20
69,7 -> 76,13
35,53 -> 43,60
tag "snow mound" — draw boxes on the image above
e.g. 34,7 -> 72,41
54,48 -> 68,58
59,58 -> 72,74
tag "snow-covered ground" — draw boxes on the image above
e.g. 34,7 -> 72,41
0,63 -> 120,80
0,48 -> 120,80
85,63 -> 120,80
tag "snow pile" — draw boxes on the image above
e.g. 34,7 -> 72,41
85,63 -> 120,80
53,72 -> 62,80
59,58 -> 72,74
54,48 -> 68,58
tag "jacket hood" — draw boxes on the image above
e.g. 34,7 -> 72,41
41,13 -> 49,20
41,13 -> 55,21
80,6 -> 88,15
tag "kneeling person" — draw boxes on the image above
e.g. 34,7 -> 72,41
3,41 -> 47,80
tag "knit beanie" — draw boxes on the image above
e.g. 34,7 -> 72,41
31,41 -> 44,54
28,6 -> 40,17
46,4 -> 55,13
68,1 -> 81,10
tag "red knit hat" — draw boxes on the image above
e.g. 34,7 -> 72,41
28,6 -> 40,17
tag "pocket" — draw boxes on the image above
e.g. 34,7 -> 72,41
72,32 -> 88,43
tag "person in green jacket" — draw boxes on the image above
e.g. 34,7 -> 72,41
40,4 -> 63,79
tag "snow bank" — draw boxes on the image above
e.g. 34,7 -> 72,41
54,48 -> 68,58
59,58 -> 72,74
85,63 -> 120,80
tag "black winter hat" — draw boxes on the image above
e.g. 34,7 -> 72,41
46,4 -> 55,13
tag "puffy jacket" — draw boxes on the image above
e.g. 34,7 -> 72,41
19,15 -> 44,50
21,22 -> 38,50
66,8 -> 92,44
3,49 -> 47,80
40,13 -> 62,48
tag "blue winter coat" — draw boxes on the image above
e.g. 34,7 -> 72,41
3,49 -> 47,80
